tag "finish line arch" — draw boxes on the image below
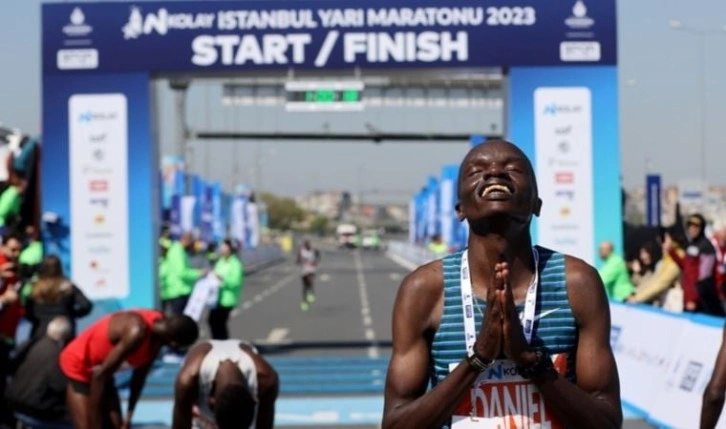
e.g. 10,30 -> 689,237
41,0 -> 620,309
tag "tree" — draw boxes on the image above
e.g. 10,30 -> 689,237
258,192 -> 305,231
308,215 -> 329,236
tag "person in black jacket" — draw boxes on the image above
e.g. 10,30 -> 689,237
5,316 -> 73,425
24,255 -> 92,339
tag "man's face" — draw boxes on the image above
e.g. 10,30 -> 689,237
3,238 -> 21,261
456,141 -> 541,225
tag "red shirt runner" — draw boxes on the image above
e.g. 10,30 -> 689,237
59,309 -> 163,384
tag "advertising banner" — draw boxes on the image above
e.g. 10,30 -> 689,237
647,317 -> 726,429
43,0 -> 616,75
69,93 -> 129,300
609,303 -> 687,415
533,87 -> 594,265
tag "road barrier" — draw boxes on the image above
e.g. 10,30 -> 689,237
387,241 -> 726,428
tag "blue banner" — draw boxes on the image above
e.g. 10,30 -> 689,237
43,1 -> 616,75
646,174 -> 662,227
192,175 -> 205,230
415,190 -> 427,245
211,182 -> 224,242
201,183 -> 215,243
174,170 -> 185,197
440,165 -> 459,250
170,194 -> 182,239
426,176 -> 440,240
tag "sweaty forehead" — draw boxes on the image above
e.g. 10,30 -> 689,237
462,141 -> 530,166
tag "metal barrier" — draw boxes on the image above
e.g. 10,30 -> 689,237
240,244 -> 285,273
386,241 -> 441,266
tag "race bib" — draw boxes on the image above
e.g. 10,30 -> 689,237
449,354 -> 568,429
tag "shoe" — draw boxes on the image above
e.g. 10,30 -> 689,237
307,293 -> 316,303
301,302 -> 309,311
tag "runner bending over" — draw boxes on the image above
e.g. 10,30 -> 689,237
172,339 -> 279,429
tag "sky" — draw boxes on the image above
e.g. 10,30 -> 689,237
2,0 -> 726,201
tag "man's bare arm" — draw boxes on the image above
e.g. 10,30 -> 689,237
531,257 -> 622,429
382,263 -> 479,429
255,362 -> 279,429
701,326 -> 726,429
172,344 -> 205,429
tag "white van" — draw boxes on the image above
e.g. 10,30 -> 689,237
336,224 -> 358,248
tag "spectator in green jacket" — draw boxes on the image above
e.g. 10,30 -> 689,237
0,177 -> 26,231
163,232 -> 204,316
19,225 -> 42,267
208,239 -> 244,340
598,241 -> 636,301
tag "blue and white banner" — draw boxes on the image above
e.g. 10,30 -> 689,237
230,196 -> 247,248
408,198 -> 416,245
43,0 -> 616,75
211,182 -> 224,243
246,202 -> 260,249
200,183 -> 214,243
161,155 -> 184,210
440,165 -> 459,250
610,303 -> 726,428
192,175 -> 206,229
646,174 -> 662,227
181,195 -> 197,234
426,176 -> 440,240
170,193 -> 182,238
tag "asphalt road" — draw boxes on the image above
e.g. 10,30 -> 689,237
225,247 -> 400,359
129,247 -> 653,428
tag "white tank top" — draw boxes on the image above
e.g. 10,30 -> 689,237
196,340 -> 259,428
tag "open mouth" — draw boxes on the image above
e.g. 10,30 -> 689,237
480,183 -> 513,197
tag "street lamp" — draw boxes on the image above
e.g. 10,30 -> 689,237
668,20 -> 726,184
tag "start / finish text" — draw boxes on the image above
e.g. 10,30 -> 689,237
191,31 -> 469,67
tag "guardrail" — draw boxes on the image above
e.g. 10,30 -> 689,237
240,243 -> 285,273
386,241 -> 441,267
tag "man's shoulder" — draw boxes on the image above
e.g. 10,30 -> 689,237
398,259 -> 444,292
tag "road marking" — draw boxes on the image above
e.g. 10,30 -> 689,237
389,272 -> 402,281
386,252 -> 419,272
320,273 -> 331,282
256,327 -> 292,345
354,251 -> 380,359
232,273 -> 296,318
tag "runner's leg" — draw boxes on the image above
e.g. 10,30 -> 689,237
307,273 -> 316,303
301,275 -> 310,311
66,382 -> 92,429
101,380 -> 123,429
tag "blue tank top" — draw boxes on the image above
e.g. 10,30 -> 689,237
430,246 -> 578,390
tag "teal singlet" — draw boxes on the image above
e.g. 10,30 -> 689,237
430,246 -> 578,428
